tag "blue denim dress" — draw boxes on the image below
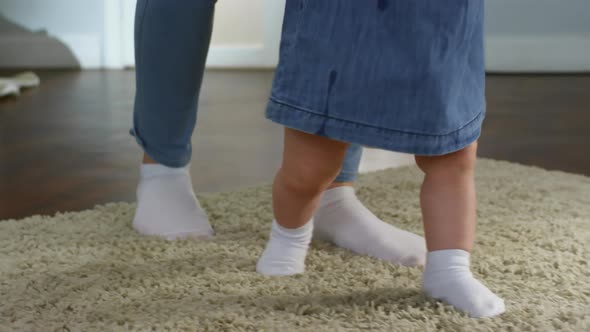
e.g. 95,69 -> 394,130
266,0 -> 485,155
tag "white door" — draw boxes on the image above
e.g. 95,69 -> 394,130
119,0 -> 285,68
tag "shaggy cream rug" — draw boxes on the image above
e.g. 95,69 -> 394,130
1,159 -> 589,331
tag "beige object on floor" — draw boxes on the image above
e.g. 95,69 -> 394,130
1,159 -> 589,331
0,71 -> 40,98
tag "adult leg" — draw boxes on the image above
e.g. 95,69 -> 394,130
314,144 -> 427,266
131,0 -> 216,240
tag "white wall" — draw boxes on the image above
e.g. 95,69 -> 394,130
485,0 -> 590,72
211,0 -> 265,46
0,0 -> 279,68
1,0 -> 589,71
1,0 -> 104,35
486,0 -> 590,35
1,0 -> 106,68
203,0 -> 284,68
121,0 -> 282,68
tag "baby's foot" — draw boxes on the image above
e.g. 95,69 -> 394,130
132,164 -> 214,240
422,249 -> 505,318
256,219 -> 313,276
314,187 -> 426,266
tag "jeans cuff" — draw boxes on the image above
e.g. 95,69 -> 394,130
333,170 -> 358,183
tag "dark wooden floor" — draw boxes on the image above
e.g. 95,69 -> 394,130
1,70 -> 589,220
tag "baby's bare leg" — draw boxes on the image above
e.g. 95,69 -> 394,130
416,142 -> 505,318
257,128 -> 349,276
273,129 -> 349,229
416,142 -> 478,252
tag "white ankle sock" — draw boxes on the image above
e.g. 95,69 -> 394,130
256,219 -> 313,276
132,164 -> 214,240
423,249 -> 505,318
314,187 -> 426,266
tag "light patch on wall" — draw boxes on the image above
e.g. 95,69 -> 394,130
211,0 -> 265,46
359,149 -> 415,173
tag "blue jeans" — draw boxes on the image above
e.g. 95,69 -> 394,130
131,0 -> 363,182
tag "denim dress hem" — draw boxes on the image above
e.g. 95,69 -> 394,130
267,97 -> 485,156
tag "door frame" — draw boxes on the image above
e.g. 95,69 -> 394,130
102,0 -> 126,68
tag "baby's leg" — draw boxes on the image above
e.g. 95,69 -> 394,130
257,128 -> 349,276
416,142 -> 505,318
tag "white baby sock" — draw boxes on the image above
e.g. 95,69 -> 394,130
256,219 -> 313,276
314,187 -> 426,266
132,163 -> 214,240
422,249 -> 505,318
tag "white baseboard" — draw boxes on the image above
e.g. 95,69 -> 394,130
206,44 -> 276,68
486,35 -> 590,73
208,36 -> 590,72
7,33 -> 590,72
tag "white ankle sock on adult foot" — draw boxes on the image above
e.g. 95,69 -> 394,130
313,186 -> 426,266
132,163 -> 214,240
256,219 -> 313,276
423,249 -> 505,318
